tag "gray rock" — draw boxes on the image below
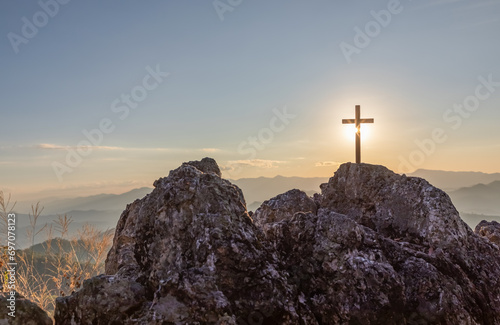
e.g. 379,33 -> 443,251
55,159 -> 312,324
475,220 -> 500,246
0,292 -> 52,325
54,160 -> 500,324
319,163 -> 471,248
54,275 -> 146,324
315,163 -> 500,324
183,157 -> 222,177
252,189 -> 317,236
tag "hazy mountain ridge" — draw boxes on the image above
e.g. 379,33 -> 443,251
409,169 -> 500,191
230,175 -> 328,205
11,170 -> 500,238
7,210 -> 118,248
460,213 -> 500,229
26,229 -> 114,257
452,180 -> 500,194
448,181 -> 500,215
39,187 -> 152,215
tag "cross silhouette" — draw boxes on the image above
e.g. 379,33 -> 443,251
342,105 -> 374,164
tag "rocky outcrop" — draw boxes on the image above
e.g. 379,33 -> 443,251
0,292 -> 52,325
55,158 -> 314,324
54,159 -> 500,324
319,163 -> 470,249
252,189 -> 317,236
475,220 -> 500,246
255,162 -> 500,324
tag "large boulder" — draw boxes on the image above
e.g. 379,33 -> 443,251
54,160 -> 500,324
256,162 -> 500,324
319,162 -> 471,249
252,189 -> 317,236
475,220 -> 500,246
0,292 -> 52,325
55,157 -> 313,324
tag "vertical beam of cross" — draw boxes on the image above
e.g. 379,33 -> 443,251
342,105 -> 374,163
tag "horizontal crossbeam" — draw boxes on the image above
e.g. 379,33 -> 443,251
342,118 -> 374,124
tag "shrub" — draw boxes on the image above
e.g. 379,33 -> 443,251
0,191 -> 113,317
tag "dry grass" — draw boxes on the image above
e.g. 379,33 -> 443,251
0,191 -> 113,317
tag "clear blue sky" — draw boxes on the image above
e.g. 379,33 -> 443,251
1,0 -> 500,200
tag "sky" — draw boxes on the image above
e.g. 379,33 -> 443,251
1,0 -> 500,200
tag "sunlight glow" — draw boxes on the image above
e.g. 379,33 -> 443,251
343,124 -> 371,140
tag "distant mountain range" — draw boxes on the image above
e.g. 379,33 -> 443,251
230,175 -> 328,210
409,169 -> 500,191
448,181 -> 500,216
36,187 -> 152,215
408,169 -> 500,219
10,169 -> 500,244
12,188 -> 151,248
11,210 -> 120,249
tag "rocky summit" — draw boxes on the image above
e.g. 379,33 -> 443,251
54,158 -> 500,324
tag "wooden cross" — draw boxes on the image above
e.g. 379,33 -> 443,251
342,105 -> 374,164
